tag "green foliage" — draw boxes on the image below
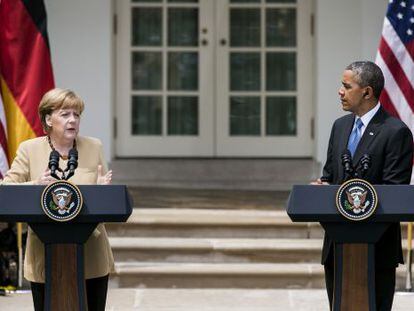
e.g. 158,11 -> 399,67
49,200 -> 58,211
344,200 -> 353,211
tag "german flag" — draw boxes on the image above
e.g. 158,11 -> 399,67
0,0 -> 55,177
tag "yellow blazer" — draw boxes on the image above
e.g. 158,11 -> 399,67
2,136 -> 115,283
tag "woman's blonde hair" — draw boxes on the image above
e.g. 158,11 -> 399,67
38,88 -> 85,133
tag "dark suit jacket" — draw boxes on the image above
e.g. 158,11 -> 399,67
321,106 -> 413,268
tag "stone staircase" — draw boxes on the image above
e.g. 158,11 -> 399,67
107,188 -> 412,290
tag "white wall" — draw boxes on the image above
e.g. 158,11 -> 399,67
44,0 -> 389,165
315,0 -> 388,167
45,0 -> 113,161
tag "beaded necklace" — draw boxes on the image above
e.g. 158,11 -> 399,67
47,136 -> 77,160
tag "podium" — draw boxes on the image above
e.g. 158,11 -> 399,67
287,184 -> 414,311
0,185 -> 132,311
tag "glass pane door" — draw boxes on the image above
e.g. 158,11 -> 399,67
216,0 -> 313,156
116,0 -> 313,157
116,0 -> 214,156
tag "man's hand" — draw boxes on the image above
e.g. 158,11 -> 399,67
310,178 -> 329,185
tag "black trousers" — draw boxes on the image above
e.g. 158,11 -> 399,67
324,264 -> 396,311
31,274 -> 109,311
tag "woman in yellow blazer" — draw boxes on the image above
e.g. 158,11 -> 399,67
3,88 -> 114,311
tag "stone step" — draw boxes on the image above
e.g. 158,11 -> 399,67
109,238 -> 323,263
106,208 -> 323,239
110,262 -> 412,289
111,159 -> 319,191
110,237 -> 414,264
106,208 -> 412,239
127,187 -> 290,210
110,263 -> 325,289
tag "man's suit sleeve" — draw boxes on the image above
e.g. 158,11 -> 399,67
382,126 -> 413,184
321,121 -> 336,183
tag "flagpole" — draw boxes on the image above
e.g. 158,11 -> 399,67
406,222 -> 413,292
17,222 -> 22,288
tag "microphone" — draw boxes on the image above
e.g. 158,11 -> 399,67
359,154 -> 371,178
341,149 -> 354,181
48,150 -> 61,180
68,148 -> 78,171
64,148 -> 78,180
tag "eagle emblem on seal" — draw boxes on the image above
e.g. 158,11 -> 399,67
51,188 -> 75,215
345,187 -> 370,214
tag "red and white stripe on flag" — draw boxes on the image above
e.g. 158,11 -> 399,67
375,0 -> 414,183
0,93 -> 9,178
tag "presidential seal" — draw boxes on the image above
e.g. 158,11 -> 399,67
336,178 -> 378,221
41,180 -> 83,222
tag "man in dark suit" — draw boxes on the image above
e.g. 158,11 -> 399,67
313,61 -> 413,311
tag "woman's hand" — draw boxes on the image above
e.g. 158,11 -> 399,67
97,165 -> 112,185
36,169 -> 58,185
310,178 -> 330,185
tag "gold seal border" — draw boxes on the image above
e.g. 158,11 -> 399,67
40,180 -> 84,222
335,178 -> 378,221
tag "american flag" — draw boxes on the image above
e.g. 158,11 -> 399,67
0,94 -> 8,178
376,0 -> 414,182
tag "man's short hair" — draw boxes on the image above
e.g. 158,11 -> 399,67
345,61 -> 384,100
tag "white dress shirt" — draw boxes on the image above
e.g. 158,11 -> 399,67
354,103 -> 380,136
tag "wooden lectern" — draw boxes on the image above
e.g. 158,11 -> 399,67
0,185 -> 132,311
287,184 -> 414,311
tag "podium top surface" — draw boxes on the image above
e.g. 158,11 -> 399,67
0,185 -> 132,223
287,184 -> 414,222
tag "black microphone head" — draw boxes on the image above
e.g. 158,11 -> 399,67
341,149 -> 352,164
68,148 -> 78,160
68,148 -> 78,170
361,154 -> 371,169
48,150 -> 60,170
361,153 -> 370,161
341,149 -> 354,178
49,150 -> 60,159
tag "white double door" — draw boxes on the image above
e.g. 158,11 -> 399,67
116,0 -> 313,157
